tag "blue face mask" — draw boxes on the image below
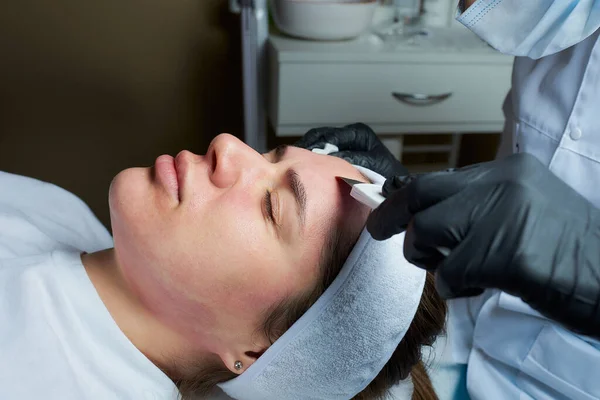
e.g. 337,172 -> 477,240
456,0 -> 600,59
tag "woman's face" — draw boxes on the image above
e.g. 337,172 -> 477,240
109,134 -> 369,369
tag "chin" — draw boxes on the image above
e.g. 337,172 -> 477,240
108,167 -> 152,227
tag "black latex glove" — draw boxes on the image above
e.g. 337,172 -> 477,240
295,123 -> 408,178
367,152 -> 600,338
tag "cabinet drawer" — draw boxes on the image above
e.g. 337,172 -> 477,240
271,62 -> 512,132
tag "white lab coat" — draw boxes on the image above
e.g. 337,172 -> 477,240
449,1 -> 600,399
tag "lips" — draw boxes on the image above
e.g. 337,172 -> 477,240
155,154 -> 179,202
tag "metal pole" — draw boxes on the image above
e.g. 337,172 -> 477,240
239,0 -> 268,153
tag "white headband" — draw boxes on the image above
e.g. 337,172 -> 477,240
219,164 -> 426,399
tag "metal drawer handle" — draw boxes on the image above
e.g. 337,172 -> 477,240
392,92 -> 453,106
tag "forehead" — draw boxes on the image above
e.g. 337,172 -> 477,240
284,146 -> 368,183
282,145 -> 369,247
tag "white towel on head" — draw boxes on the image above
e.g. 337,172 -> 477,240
219,165 -> 426,400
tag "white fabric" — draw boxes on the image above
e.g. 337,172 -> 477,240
0,171 -> 178,400
450,2 -> 600,400
219,166 -> 426,400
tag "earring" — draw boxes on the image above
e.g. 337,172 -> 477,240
234,360 -> 243,371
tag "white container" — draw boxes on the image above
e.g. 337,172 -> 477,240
270,0 -> 378,41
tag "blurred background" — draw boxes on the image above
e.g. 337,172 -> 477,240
0,0 -> 507,229
0,0 -> 244,227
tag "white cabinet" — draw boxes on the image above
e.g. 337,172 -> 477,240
268,28 -> 514,136
273,62 -> 511,133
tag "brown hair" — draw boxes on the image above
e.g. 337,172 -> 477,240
176,224 -> 446,399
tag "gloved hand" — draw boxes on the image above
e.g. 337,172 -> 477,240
367,152 -> 600,338
295,123 -> 408,178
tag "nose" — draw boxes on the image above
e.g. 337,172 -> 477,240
208,133 -> 269,188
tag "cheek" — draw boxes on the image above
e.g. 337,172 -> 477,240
185,202 -> 297,332
114,225 -> 223,342
114,187 -> 293,340
225,254 -> 293,311
202,198 -> 291,306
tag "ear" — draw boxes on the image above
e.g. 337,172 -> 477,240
219,343 -> 269,375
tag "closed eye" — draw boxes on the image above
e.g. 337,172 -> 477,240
264,190 -> 276,224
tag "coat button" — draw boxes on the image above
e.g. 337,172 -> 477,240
570,127 -> 583,140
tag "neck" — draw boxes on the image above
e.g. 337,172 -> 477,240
81,249 -> 214,380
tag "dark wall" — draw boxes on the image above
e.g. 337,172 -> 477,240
0,0 -> 243,228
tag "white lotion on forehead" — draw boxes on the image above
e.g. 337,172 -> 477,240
311,143 -> 339,155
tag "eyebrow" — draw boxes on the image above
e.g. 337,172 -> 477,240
273,144 -> 288,162
287,168 -> 307,228
272,145 -> 307,228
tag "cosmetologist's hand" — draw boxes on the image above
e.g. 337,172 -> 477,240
367,152 -> 600,338
295,123 -> 408,178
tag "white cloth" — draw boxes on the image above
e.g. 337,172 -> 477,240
449,2 -> 600,400
0,171 -> 178,400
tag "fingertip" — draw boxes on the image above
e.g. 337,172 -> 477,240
366,212 -> 385,240
366,208 -> 394,240
366,226 -> 392,241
